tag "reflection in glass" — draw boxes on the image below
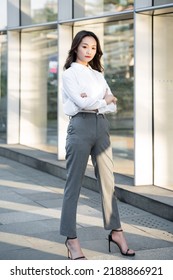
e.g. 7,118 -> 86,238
21,0 -> 58,25
20,29 -> 58,152
0,0 -> 7,29
104,21 -> 134,176
74,0 -> 134,18
74,19 -> 134,176
0,35 -> 7,142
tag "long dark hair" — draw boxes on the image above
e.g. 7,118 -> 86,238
64,30 -> 104,72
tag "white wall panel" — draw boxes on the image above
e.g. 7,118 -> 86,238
154,15 -> 173,188
7,31 -> 20,143
57,25 -> 72,159
134,13 -> 153,185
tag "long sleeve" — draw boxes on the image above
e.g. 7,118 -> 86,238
62,63 -> 117,116
62,73 -> 107,111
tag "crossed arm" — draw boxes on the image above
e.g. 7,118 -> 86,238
80,89 -> 117,105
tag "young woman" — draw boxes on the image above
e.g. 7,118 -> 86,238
60,30 -> 135,260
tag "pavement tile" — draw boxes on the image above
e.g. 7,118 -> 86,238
0,219 -> 59,235
0,156 -> 173,260
131,247 -> 173,260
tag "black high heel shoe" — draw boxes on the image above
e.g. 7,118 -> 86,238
108,229 -> 135,257
65,237 -> 86,260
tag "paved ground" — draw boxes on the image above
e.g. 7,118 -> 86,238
0,156 -> 173,260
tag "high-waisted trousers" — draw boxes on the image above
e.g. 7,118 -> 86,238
60,112 -> 121,238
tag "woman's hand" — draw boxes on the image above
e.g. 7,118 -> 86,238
80,93 -> 87,98
104,89 -> 117,105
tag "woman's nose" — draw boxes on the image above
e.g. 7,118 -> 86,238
86,48 -> 91,54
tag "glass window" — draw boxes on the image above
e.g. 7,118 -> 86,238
0,0 -> 7,29
154,0 -> 173,5
0,34 -> 7,143
104,21 -> 134,176
21,0 -> 58,25
20,29 -> 58,153
74,19 -> 134,176
74,0 -> 134,18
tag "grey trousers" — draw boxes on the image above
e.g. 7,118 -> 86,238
60,112 -> 121,238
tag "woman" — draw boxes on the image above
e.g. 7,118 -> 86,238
60,30 -> 135,260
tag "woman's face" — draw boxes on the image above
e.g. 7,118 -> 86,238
76,36 -> 97,66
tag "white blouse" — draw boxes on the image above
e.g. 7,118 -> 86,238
62,62 -> 117,116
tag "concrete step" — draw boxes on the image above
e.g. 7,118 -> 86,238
0,144 -> 173,222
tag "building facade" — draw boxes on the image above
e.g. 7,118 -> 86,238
0,0 -> 173,190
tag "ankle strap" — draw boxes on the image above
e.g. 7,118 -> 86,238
67,236 -> 77,240
111,229 -> 123,233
